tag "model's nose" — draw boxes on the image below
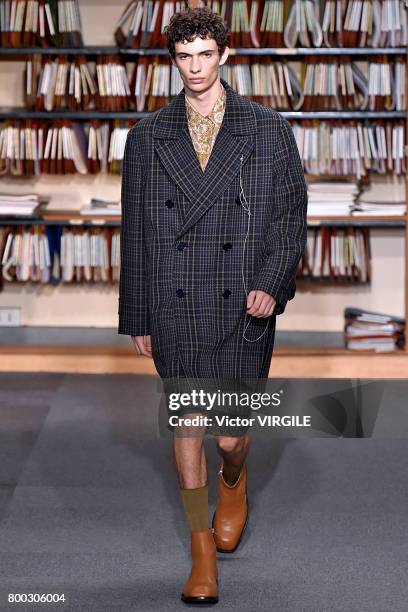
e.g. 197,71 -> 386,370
190,59 -> 202,72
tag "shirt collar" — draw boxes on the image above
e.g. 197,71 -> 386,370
185,82 -> 226,125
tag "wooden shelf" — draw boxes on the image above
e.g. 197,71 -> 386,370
0,46 -> 406,57
0,108 -> 405,120
0,345 -> 406,377
0,214 -> 406,228
307,216 -> 407,227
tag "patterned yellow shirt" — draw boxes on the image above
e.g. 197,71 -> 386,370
185,83 -> 226,172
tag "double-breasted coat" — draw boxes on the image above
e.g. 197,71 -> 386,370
118,77 -> 308,383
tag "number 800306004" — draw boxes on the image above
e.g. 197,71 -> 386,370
8,593 -> 66,604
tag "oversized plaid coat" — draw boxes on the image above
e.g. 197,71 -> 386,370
118,77 -> 308,380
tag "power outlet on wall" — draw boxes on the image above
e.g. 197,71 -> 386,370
0,307 -> 21,327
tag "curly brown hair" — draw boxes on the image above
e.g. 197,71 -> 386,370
164,6 -> 229,59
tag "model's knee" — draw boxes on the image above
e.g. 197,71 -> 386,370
215,435 -> 247,453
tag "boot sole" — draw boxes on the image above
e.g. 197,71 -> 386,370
181,594 -> 219,604
211,500 -> 249,554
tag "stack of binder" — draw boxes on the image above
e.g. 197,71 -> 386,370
0,121 -> 131,176
292,120 -> 406,177
29,54 -> 402,114
59,225 -> 121,283
298,55 -> 405,112
95,55 -> 132,112
339,0 -> 407,48
112,1 -> 407,50
87,122 -> 129,174
128,56 -> 181,112
220,56 -> 303,110
298,227 -> 371,283
23,54 -> 406,113
284,0 -> 407,48
217,0 -> 262,47
0,224 -> 121,284
0,0 -> 84,47
258,0 -> 286,47
367,57 -> 405,111
114,0 -> 189,49
344,306 -> 405,351
4,116 -> 403,178
1,224 -> 52,282
26,55 -> 97,111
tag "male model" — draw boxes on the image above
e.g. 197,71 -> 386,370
118,6 -> 308,605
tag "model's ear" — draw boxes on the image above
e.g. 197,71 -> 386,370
219,46 -> 230,66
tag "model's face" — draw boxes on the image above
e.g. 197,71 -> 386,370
171,36 -> 229,93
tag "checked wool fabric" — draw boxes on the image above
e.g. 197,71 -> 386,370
118,77 -> 308,382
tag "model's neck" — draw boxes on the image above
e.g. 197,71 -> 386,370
184,78 -> 223,117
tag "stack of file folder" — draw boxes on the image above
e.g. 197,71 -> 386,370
344,306 -> 405,351
18,52 -> 408,116
0,122 -> 129,176
292,120 -> 406,177
298,227 -> 371,282
0,225 -> 121,284
0,0 -> 84,48
113,1 -> 407,50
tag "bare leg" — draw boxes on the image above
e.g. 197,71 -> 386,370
173,412 -> 209,532
214,434 -> 251,484
173,416 -> 207,488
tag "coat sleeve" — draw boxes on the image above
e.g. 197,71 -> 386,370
118,127 -> 150,336
248,117 -> 308,315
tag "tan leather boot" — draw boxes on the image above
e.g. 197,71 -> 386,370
212,462 -> 248,553
181,527 -> 219,604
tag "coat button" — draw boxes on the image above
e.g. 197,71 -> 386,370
235,196 -> 241,205
176,242 -> 187,251
222,289 -> 231,299
222,242 -> 232,251
176,289 -> 184,297
165,199 -> 174,208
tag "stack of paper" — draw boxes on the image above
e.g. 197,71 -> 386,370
307,182 -> 359,216
352,202 -> 406,216
80,198 -> 121,216
352,180 -> 406,216
344,307 -> 405,352
0,193 -> 45,217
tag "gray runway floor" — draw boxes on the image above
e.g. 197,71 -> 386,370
0,372 -> 407,612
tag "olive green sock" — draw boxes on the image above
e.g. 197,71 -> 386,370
222,461 -> 243,486
180,485 -> 210,532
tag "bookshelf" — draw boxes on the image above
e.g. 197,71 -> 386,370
0,109 -> 405,119
0,0 -> 407,369
0,214 -> 405,229
0,46 -> 406,55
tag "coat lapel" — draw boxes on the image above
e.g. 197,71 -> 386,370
153,77 -> 257,240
